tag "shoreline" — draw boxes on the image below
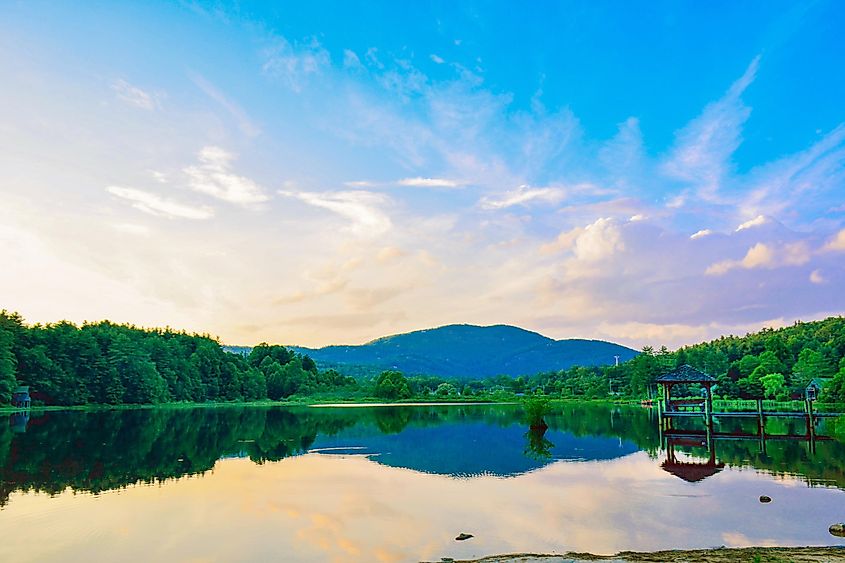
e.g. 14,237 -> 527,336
309,401 -> 516,408
0,399 -> 507,415
0,397 -> 616,415
3,397 -> 841,416
427,546 -> 845,562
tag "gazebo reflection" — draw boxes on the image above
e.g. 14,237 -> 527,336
661,435 -> 724,483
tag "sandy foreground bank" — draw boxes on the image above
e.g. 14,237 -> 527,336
424,546 -> 845,562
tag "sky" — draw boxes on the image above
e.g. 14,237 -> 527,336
1,1 -> 845,349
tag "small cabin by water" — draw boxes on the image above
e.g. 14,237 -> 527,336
805,378 -> 825,402
11,386 -> 31,409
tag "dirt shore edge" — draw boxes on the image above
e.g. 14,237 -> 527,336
424,545 -> 845,562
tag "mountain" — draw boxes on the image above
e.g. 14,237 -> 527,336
286,324 -> 638,379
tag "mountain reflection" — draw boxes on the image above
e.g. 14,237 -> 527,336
2,403 -> 844,506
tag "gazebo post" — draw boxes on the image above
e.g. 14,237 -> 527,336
665,383 -> 672,410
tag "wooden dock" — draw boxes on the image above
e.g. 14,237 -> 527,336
661,410 -> 840,418
652,366 -> 844,477
663,428 -> 833,442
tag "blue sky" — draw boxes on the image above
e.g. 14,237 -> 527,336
2,1 -> 844,347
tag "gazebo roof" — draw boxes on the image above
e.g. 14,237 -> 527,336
656,364 -> 716,384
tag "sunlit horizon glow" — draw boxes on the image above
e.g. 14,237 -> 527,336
2,2 -> 845,348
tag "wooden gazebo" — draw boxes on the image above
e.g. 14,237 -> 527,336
656,365 -> 716,415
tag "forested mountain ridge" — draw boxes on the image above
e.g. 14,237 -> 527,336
287,324 -> 639,379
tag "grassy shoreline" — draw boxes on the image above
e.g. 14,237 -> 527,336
3,395 -> 841,415
0,396 -> 514,415
0,399 -> 290,415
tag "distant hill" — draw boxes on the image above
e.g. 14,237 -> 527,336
277,324 -> 637,379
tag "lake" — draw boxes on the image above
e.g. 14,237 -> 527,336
1,403 -> 844,562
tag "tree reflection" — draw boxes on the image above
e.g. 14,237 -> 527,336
2,403 -> 844,506
523,425 -> 554,461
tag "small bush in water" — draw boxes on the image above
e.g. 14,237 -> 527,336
522,394 -> 551,427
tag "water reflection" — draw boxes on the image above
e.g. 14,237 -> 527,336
0,403 -> 844,561
2,403 -> 845,504
0,404 -> 644,504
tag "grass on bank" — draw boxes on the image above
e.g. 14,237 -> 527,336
3,393 -> 843,415
0,393 -> 510,414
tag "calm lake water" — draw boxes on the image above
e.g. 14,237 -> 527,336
1,403 -> 844,562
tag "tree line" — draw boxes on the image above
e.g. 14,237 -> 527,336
359,317 -> 845,403
0,311 -> 355,406
527,316 -> 845,402
2,311 -> 845,406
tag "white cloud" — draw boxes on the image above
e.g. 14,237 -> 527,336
735,214 -> 768,232
343,49 -> 363,70
189,73 -> 261,137
397,177 -> 460,188
572,218 -> 624,262
823,228 -> 845,252
111,223 -> 151,236
149,170 -> 169,183
810,269 -> 826,284
662,56 -> 759,199
543,218 -> 624,263
376,246 -> 406,263
262,36 -> 330,92
540,228 -> 582,255
597,321 -> 712,345
782,241 -> 811,266
665,194 -> 686,208
365,47 -> 383,69
742,242 -> 775,268
629,214 -> 645,222
480,184 -> 566,209
430,54 -> 445,64
736,125 -> 845,220
278,189 -> 392,236
599,117 -> 644,189
690,229 -> 713,240
184,146 -> 270,206
106,186 -> 214,220
111,79 -> 158,110
706,243 -> 772,275
344,180 -> 376,188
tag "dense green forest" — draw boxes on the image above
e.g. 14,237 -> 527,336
0,311 -> 355,406
545,315 -> 845,403
2,311 -> 845,406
